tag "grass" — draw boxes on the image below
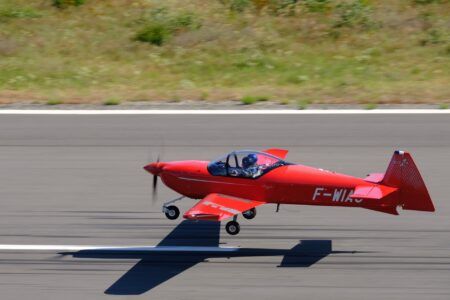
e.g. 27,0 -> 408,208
46,99 -> 63,105
297,99 -> 311,110
0,0 -> 448,104
134,9 -> 201,46
240,95 -> 269,105
52,0 -> 85,9
103,98 -> 121,105
364,103 -> 378,110
200,91 -> 209,101
0,6 -> 42,21
439,103 -> 449,109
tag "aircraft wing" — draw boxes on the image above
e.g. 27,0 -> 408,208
183,193 -> 266,221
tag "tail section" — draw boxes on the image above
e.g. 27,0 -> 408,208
382,151 -> 435,212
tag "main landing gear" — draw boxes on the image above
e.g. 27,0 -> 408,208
242,208 -> 256,219
225,220 -> 240,235
225,214 -> 245,235
162,196 -> 184,220
224,208 -> 255,235
161,196 -> 255,236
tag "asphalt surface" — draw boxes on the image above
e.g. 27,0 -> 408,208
0,114 -> 449,300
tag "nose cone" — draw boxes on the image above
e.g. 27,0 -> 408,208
143,162 -> 165,175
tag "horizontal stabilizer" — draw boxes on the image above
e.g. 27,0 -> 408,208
351,185 -> 397,200
364,173 -> 384,183
350,185 -> 399,215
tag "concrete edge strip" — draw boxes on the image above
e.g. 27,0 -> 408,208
0,109 -> 449,115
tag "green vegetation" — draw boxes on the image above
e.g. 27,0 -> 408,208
439,103 -> 449,109
334,0 -> 377,29
223,0 -> 252,13
135,24 -> 169,46
302,0 -> 331,13
414,0 -> 443,4
297,99 -> 311,110
200,91 -> 209,100
240,95 -> 269,105
52,0 -> 85,9
0,5 -> 42,21
103,98 -> 120,105
364,102 -> 378,110
0,0 -> 448,104
46,99 -> 63,105
134,8 -> 201,46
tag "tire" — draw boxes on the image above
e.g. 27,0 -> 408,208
242,208 -> 256,220
164,205 -> 180,220
225,221 -> 240,235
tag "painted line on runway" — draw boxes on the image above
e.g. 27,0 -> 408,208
0,244 -> 238,252
0,109 -> 449,115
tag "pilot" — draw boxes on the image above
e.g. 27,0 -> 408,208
242,153 -> 260,178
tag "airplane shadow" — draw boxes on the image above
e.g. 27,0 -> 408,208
60,220 -> 354,295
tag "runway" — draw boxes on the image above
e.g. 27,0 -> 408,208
0,114 -> 449,299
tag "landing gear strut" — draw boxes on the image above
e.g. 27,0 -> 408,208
162,196 -> 184,220
242,208 -> 256,219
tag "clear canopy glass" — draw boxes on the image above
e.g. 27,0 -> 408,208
208,150 -> 285,178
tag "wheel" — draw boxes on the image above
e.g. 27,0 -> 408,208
225,221 -> 240,235
242,208 -> 256,220
164,205 -> 180,220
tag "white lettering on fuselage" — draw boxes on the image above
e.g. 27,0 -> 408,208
312,187 -> 325,200
332,188 -> 344,201
312,187 -> 363,204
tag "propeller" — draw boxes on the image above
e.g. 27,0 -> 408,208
151,154 -> 160,205
146,137 -> 164,206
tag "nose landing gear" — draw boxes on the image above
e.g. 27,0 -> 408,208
162,196 -> 184,220
164,205 -> 180,220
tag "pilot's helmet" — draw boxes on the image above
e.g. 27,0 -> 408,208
243,153 -> 257,168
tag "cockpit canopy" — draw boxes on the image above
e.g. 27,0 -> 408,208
207,150 -> 287,179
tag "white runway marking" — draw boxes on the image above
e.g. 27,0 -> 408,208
0,109 -> 449,115
0,244 -> 238,252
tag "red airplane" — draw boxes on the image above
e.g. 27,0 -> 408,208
144,149 -> 435,235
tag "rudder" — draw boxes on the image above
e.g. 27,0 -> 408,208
382,151 -> 435,212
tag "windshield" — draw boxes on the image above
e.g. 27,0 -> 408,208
207,150 -> 286,178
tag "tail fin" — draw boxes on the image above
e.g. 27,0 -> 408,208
382,151 -> 435,212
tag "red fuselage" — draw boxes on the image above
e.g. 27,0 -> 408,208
152,160 -> 398,214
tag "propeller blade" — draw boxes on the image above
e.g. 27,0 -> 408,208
152,173 -> 158,205
148,142 -> 162,206
153,174 -> 158,188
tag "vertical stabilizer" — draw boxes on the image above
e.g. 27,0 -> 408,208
382,151 -> 435,212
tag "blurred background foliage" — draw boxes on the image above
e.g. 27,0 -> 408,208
0,0 -> 448,104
